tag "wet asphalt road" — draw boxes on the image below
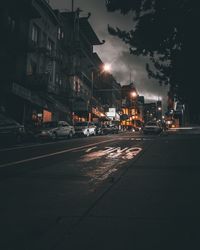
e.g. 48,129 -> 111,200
0,129 -> 200,250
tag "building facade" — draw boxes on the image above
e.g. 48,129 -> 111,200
143,103 -> 157,123
121,83 -> 143,129
0,1 -> 121,127
0,0 -> 39,122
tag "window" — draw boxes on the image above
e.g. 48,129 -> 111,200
58,27 -> 61,40
62,122 -> 70,127
58,27 -> 64,40
27,60 -> 37,75
47,39 -> 54,53
31,24 -> 39,44
7,16 -> 15,32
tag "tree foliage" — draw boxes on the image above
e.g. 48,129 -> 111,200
106,0 -> 200,118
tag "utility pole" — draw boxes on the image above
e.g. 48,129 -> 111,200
72,0 -> 74,12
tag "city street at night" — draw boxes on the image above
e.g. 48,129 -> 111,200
1,128 -> 200,249
1,0 -> 200,249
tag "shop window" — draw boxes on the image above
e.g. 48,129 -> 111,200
43,110 -> 52,122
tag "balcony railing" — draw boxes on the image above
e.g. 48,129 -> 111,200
26,73 -> 50,91
27,39 -> 48,52
27,40 -> 59,61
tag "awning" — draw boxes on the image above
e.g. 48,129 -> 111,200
99,115 -> 111,122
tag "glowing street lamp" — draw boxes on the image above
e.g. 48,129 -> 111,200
103,63 -> 111,72
131,91 -> 137,98
130,91 -> 138,125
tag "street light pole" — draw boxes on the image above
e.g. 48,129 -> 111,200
130,91 -> 137,127
88,63 -> 112,122
88,71 -> 94,122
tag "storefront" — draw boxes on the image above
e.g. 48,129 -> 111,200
10,83 -> 71,126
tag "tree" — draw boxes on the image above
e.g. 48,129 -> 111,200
106,0 -> 200,121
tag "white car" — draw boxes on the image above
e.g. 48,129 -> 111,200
143,121 -> 162,134
36,121 -> 75,140
74,122 -> 96,137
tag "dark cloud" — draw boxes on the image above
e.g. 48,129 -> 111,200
50,0 -> 169,107
112,51 -> 169,101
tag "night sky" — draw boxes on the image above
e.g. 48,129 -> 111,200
50,0 -> 169,107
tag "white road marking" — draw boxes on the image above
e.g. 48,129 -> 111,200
0,135 -> 144,152
0,139 -> 116,169
80,146 -> 143,162
85,147 -> 97,153
79,147 -> 118,162
0,140 -> 68,152
84,146 -> 143,183
107,147 -> 129,158
131,137 -> 153,141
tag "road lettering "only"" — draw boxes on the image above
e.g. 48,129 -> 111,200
81,147 -> 142,162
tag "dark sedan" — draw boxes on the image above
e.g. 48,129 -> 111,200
102,124 -> 119,134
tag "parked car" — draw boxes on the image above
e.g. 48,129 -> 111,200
74,121 -> 96,137
94,122 -> 104,135
132,120 -> 144,132
102,124 -> 119,134
0,114 -> 26,145
143,121 -> 162,134
36,121 -> 75,141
